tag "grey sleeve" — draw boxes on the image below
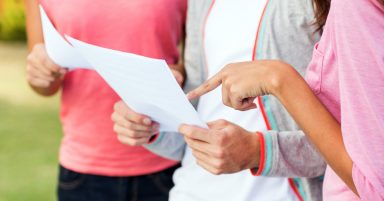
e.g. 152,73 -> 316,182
143,132 -> 186,161
254,130 -> 326,178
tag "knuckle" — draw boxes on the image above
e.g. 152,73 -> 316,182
225,63 -> 234,69
48,63 -> 59,72
216,119 -> 227,126
182,127 -> 192,137
117,135 -> 135,146
215,149 -> 225,158
221,70 -> 229,79
26,66 -> 34,75
222,64 -> 234,75
130,131 -> 142,138
238,106 -> 247,111
184,137 -> 195,149
110,112 -> 117,121
222,98 -> 231,107
127,141 -> 137,146
202,82 -> 210,90
228,85 -> 237,94
113,124 -> 119,133
131,114 -> 142,123
211,168 -> 221,175
125,113 -> 134,121
26,74 -> 34,82
131,141 -> 139,146
191,150 -> 198,158
227,125 -> 237,133
122,120 -> 131,129
125,130 -> 135,137
117,135 -> 126,143
216,161 -> 225,170
216,136 -> 226,146
132,139 -> 145,146
126,122 -> 134,130
113,102 -> 120,111
186,138 -> 195,147
26,54 -> 35,64
43,59 -> 54,71
234,104 -> 243,110
215,137 -> 223,146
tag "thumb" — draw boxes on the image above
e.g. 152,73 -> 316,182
171,69 -> 184,85
207,119 -> 230,130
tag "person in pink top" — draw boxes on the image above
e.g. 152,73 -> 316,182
25,0 -> 186,200
182,0 -> 384,200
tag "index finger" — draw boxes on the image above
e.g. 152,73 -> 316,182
114,101 -> 152,125
186,72 -> 222,100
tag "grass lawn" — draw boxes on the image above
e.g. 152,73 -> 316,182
0,42 -> 61,201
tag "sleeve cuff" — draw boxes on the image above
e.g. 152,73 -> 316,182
147,132 -> 162,144
250,132 -> 266,176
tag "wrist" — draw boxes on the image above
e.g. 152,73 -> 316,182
268,61 -> 299,97
147,132 -> 160,144
250,132 -> 266,176
245,133 -> 261,169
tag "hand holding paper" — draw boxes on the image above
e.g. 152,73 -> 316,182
26,43 -> 67,89
112,100 -> 160,145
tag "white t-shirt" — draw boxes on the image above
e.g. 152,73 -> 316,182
170,1 -> 298,201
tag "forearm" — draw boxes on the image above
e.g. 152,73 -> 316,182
25,0 -> 43,51
272,65 -> 357,194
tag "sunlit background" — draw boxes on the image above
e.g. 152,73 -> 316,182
1,0 -> 61,200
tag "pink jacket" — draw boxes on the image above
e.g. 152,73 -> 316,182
305,0 -> 384,200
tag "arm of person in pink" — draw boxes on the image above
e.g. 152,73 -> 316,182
185,0 -> 384,199
332,0 -> 384,199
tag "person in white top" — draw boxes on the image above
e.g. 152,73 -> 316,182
164,1 -> 296,201
111,0 -> 325,200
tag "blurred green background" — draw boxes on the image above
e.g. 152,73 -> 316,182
1,0 -> 61,200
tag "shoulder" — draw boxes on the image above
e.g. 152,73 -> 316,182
331,0 -> 384,17
329,0 -> 384,37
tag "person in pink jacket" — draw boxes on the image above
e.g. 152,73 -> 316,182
182,0 -> 384,200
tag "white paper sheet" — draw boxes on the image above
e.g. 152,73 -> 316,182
40,5 -> 91,69
40,5 -> 206,132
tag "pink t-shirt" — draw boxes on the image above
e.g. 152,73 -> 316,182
40,0 -> 186,176
305,0 -> 384,200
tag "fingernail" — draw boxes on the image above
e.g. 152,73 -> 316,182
143,118 -> 152,125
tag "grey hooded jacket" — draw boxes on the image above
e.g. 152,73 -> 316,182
145,0 -> 326,200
